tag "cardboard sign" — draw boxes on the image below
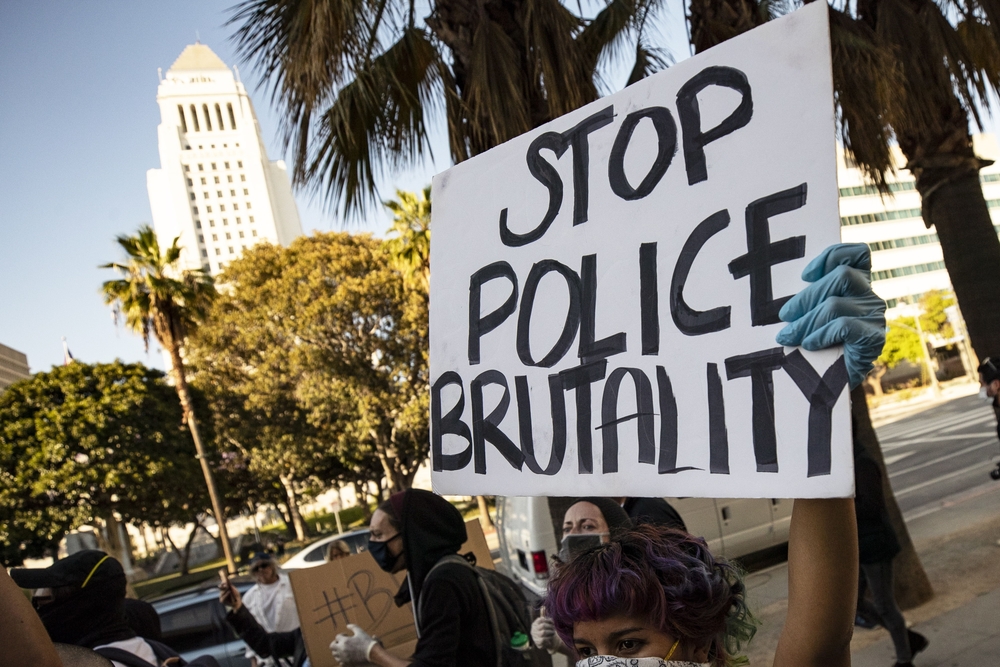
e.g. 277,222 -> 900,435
430,3 -> 852,499
290,520 -> 494,667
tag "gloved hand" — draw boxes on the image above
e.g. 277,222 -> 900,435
775,243 -> 886,389
330,624 -> 378,665
531,614 -> 565,654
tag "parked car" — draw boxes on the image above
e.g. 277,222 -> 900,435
280,528 -> 371,571
496,496 -> 793,599
150,578 -> 255,667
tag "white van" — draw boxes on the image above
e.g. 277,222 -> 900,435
496,496 -> 793,599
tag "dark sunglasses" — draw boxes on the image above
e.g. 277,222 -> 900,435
250,562 -> 273,573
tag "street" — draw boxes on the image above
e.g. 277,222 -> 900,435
878,393 -> 1000,514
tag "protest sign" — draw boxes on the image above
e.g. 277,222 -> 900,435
291,519 -> 493,667
430,3 -> 853,499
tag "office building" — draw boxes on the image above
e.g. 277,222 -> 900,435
147,44 -> 302,276
837,134 -> 1000,320
0,343 -> 30,393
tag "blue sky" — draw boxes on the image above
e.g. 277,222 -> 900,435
0,1 -> 691,374
0,1 -> 448,372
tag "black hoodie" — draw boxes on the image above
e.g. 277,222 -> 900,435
391,489 -> 497,667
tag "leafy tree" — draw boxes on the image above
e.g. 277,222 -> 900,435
918,290 -> 956,338
100,225 -> 237,572
0,363 -> 204,567
879,318 -> 923,370
229,0 -> 668,216
189,233 -> 428,523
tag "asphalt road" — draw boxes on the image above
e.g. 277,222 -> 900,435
876,393 -> 1000,514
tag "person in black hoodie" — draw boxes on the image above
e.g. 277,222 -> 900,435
330,488 -> 497,667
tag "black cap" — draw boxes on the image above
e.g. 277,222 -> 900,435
979,357 -> 1000,383
9,550 -> 123,590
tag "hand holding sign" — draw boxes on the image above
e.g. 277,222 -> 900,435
776,243 -> 886,388
329,624 -> 378,666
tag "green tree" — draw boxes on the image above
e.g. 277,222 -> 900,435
0,363 -> 204,567
189,233 -> 428,513
384,187 -> 432,291
229,0 -> 668,216
879,317 -> 923,370
100,225 -> 237,573
918,290 -> 956,338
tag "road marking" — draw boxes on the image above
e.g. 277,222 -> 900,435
938,414 -> 995,434
902,480 -> 1000,522
893,461 -> 993,497
888,439 -> 996,478
881,432 -> 997,450
880,411 -> 987,441
883,452 -> 915,466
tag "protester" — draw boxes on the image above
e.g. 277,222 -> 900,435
619,497 -> 687,532
330,488 -> 498,667
9,550 -> 219,667
325,539 -> 352,561
530,497 -> 634,656
1,565 -> 63,667
219,583 -> 308,667
979,357 -> 1000,480
242,551 -> 301,667
854,441 -> 928,667
531,244 -> 887,666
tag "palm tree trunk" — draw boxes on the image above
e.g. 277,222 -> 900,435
914,169 -> 1000,358
476,495 -> 495,530
851,386 -> 933,609
167,344 -> 237,573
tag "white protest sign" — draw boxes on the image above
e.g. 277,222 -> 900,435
430,2 -> 853,499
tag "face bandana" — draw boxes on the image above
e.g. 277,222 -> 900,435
575,659 -> 709,667
575,639 -> 710,667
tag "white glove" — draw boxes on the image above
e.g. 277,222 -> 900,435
531,615 -> 564,654
330,624 -> 379,665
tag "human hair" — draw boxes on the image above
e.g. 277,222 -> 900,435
377,498 -> 402,532
979,356 -> 1000,383
545,524 -> 755,667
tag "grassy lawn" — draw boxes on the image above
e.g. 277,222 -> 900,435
133,557 -> 229,600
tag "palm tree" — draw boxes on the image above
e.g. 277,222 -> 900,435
384,186 -> 432,290
100,226 -> 237,573
229,0 -> 668,217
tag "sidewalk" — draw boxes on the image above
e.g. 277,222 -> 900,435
741,479 -> 1000,666
869,381 -> 980,428
852,587 -> 1000,666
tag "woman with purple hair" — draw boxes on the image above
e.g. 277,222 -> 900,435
545,498 -> 858,667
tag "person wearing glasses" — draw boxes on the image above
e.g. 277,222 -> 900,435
242,551 -> 300,667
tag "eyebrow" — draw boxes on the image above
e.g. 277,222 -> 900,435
607,627 -> 646,642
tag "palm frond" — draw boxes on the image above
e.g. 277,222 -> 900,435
304,28 -> 441,219
626,41 -> 670,86
523,0 -> 594,118
465,18 -> 532,153
830,7 -> 905,191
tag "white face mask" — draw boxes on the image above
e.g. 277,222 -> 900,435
575,659 -> 709,667
980,386 -> 994,401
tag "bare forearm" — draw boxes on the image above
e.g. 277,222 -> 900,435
369,643 -> 413,667
1,569 -> 62,667
774,498 -> 857,667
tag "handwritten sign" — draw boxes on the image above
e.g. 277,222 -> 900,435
430,3 -> 852,499
290,520 -> 494,667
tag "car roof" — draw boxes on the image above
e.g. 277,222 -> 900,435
301,528 -> 370,550
149,576 -> 254,613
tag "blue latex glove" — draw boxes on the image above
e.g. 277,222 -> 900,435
775,243 -> 886,389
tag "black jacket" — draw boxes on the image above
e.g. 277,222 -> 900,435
854,448 -> 900,564
226,605 -> 307,667
391,489 -> 497,667
623,497 -> 687,532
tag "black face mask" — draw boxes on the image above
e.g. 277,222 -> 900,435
368,534 -> 402,572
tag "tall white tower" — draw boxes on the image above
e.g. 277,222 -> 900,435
147,44 -> 303,275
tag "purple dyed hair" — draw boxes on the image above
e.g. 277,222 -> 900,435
545,524 -> 755,666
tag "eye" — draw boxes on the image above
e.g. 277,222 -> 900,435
617,638 -> 645,655
576,646 -> 594,657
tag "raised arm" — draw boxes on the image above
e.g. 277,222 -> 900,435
774,498 -> 857,667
